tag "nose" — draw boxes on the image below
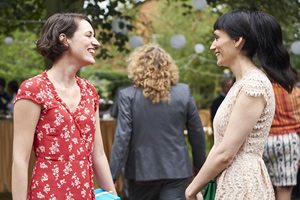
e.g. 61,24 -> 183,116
92,38 -> 100,47
210,41 -> 216,51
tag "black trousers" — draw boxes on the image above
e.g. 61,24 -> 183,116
292,167 -> 300,199
128,178 -> 188,200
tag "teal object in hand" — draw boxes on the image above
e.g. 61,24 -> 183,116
203,180 -> 216,200
94,189 -> 120,200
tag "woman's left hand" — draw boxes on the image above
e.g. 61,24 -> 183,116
186,192 -> 203,200
197,192 -> 204,200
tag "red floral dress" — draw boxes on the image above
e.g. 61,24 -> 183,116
14,71 -> 99,200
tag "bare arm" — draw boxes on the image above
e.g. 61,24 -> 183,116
12,99 -> 41,200
92,109 -> 117,196
186,93 -> 266,199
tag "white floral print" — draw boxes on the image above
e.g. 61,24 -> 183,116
15,71 -> 99,199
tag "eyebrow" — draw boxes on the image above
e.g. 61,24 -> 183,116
85,31 -> 93,34
214,31 -> 220,36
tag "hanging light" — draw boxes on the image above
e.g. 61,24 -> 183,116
129,36 -> 143,49
4,36 -> 13,44
291,41 -> 300,55
111,18 -> 130,35
193,0 -> 207,10
223,69 -> 231,78
194,43 -> 205,54
170,34 -> 186,49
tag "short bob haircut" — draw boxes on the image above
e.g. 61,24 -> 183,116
36,13 -> 93,62
127,44 -> 179,104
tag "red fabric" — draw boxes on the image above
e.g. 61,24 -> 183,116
269,83 -> 300,136
14,71 -> 99,200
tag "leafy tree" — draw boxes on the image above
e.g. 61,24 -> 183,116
208,0 -> 299,26
0,29 -> 44,93
152,0 -> 299,108
173,0 -> 299,29
151,1 -> 227,108
84,0 -> 144,59
0,0 -> 46,34
0,0 -> 299,100
0,0 -> 144,60
80,70 -> 131,99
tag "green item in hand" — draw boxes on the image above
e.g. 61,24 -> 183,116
203,180 -> 216,200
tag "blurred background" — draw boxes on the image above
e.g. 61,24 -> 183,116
0,0 -> 299,110
0,0 -> 299,199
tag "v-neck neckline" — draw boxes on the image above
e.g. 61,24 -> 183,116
44,70 -> 82,114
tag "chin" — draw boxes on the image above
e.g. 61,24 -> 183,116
216,60 -> 227,67
216,61 -> 222,66
85,60 -> 96,66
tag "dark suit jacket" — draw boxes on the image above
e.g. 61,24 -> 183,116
110,83 -> 206,181
0,91 -> 10,111
210,93 -> 225,123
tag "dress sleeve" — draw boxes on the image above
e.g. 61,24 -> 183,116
14,78 -> 44,106
240,73 -> 269,100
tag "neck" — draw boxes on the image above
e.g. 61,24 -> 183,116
47,67 -> 78,90
229,57 -> 257,81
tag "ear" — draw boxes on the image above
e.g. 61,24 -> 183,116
234,37 -> 244,48
59,33 -> 68,47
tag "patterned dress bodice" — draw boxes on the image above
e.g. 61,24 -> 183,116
15,71 -> 99,200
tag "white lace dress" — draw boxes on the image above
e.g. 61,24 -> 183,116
213,69 -> 276,199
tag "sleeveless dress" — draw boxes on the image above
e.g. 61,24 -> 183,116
14,71 -> 99,200
213,69 -> 276,199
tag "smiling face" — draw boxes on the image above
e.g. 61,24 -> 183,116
66,19 -> 100,66
210,29 -> 238,67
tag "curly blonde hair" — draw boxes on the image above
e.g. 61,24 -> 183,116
127,44 -> 179,103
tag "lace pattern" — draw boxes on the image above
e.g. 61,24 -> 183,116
213,69 -> 275,199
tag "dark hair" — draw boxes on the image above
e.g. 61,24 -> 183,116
221,79 -> 232,88
214,10 -> 298,93
0,77 -> 5,88
8,80 -> 19,93
36,13 -> 93,62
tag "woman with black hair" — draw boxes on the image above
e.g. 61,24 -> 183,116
185,10 -> 298,200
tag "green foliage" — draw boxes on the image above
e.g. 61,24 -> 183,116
0,0 -> 299,102
0,29 -> 44,87
153,0 -> 300,109
80,70 -> 131,99
208,0 -> 300,27
0,0 -> 46,34
185,134 -> 214,159
0,0 -> 145,60
84,0 -> 144,59
153,1 -> 228,109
